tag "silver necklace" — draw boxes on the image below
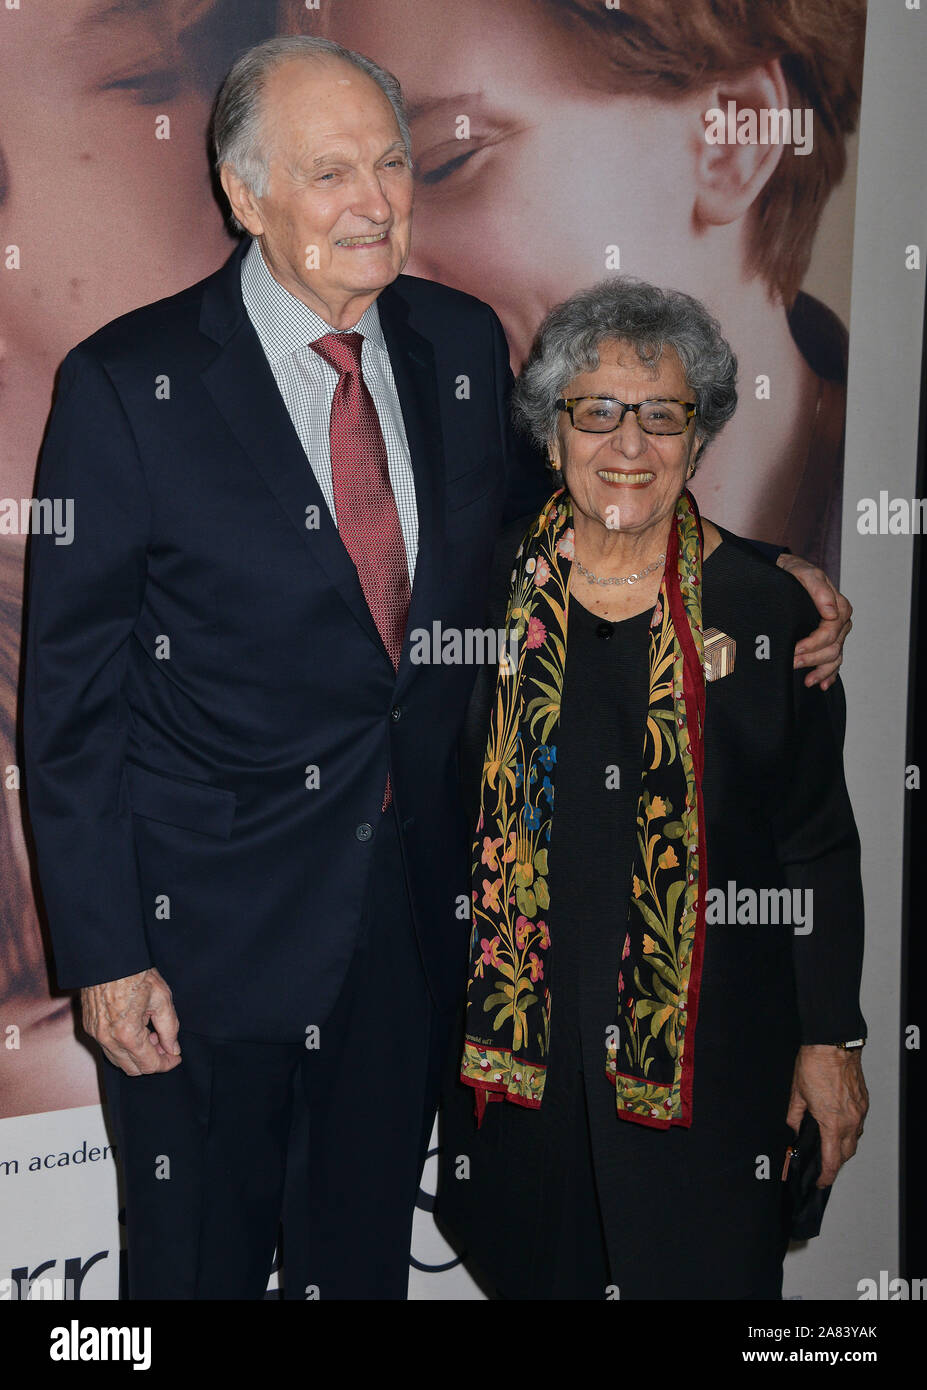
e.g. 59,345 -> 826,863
573,552 -> 665,587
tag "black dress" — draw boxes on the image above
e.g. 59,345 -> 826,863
435,520 -> 866,1300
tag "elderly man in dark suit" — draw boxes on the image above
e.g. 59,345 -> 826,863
23,35 -> 849,1300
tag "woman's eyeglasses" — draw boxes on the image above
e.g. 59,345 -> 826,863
556,397 -> 697,436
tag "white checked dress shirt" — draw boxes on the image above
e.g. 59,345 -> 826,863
240,237 -> 418,579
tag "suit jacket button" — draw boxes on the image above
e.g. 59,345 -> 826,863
390,705 -> 402,722
355,823 -> 373,842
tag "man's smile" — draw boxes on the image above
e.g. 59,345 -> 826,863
334,230 -> 390,247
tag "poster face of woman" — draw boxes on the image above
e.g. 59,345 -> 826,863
0,0 -> 236,1119
284,0 -> 867,572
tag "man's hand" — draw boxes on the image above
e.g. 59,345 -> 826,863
777,554 -> 852,691
786,1044 -> 869,1187
81,967 -> 182,1077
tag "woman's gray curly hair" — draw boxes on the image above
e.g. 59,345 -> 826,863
512,277 -> 738,474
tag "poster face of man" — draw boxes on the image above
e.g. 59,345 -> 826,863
0,0 -> 232,503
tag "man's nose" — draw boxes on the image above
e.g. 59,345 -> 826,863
352,170 -> 392,223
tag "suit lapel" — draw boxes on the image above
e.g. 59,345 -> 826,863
377,280 -> 446,699
198,251 -> 445,677
198,242 -> 386,657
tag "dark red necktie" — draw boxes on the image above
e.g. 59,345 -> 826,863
310,331 -> 411,809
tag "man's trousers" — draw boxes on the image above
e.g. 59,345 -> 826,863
101,806 -> 451,1299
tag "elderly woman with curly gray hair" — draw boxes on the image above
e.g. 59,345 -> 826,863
436,277 -> 868,1300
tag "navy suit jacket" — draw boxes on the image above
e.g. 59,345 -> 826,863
24,240 -> 546,1040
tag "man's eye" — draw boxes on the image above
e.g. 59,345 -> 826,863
417,148 -> 479,186
99,69 -> 183,105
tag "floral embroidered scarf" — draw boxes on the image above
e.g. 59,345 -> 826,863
460,487 -> 708,1128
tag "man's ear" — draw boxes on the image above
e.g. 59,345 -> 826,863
219,165 -> 265,237
695,61 -> 790,228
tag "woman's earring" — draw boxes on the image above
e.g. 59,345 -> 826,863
550,458 -> 561,471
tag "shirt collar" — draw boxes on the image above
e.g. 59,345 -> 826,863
241,237 -> 386,364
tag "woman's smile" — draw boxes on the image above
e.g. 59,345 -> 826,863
596,469 -> 656,488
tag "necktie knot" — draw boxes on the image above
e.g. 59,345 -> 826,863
309,330 -> 364,377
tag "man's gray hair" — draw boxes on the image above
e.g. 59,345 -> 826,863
212,36 -> 412,234
513,277 -> 738,471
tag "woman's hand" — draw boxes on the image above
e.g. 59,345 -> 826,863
776,554 -> 852,690
786,1044 -> 869,1187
